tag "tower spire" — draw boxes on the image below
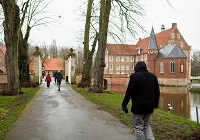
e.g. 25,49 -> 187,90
148,27 -> 158,50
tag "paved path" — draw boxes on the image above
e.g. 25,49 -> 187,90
5,79 -> 135,140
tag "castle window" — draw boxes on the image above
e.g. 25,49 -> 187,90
130,56 -> 134,62
109,64 -> 113,70
126,65 -> 129,70
126,56 -> 129,62
177,33 -> 180,39
160,62 -> 164,73
144,54 -> 147,60
171,33 -> 175,38
121,56 -> 124,62
116,64 -> 120,70
121,65 -> 125,70
116,56 -> 120,62
170,61 -> 175,73
180,61 -> 184,73
109,55 -> 113,61
180,41 -> 184,48
140,55 -> 143,61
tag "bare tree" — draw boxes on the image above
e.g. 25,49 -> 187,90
191,50 -> 200,76
0,0 -> 21,93
78,0 -> 99,87
90,0 -> 111,92
18,0 -> 54,86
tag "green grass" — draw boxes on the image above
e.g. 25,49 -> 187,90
72,85 -> 200,140
0,87 -> 40,140
189,88 -> 200,94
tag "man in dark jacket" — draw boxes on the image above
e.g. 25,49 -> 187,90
55,71 -> 63,91
122,61 -> 160,140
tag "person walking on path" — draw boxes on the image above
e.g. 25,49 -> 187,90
54,71 -> 58,83
55,71 -> 63,91
45,73 -> 52,88
122,61 -> 160,140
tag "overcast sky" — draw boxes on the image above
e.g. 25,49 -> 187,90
29,0 -> 200,51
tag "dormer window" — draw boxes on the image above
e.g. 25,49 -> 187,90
136,46 -> 143,54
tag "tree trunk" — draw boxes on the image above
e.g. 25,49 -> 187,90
91,0 -> 111,93
18,26 -> 31,86
1,0 -> 21,93
78,0 -> 94,87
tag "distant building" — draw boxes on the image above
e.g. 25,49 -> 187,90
105,23 -> 191,86
0,43 -> 6,73
43,58 -> 64,76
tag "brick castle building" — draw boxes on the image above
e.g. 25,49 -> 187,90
104,23 -> 191,87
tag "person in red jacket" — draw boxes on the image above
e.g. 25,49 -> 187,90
45,74 -> 52,88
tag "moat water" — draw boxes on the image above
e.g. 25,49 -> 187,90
107,84 -> 200,123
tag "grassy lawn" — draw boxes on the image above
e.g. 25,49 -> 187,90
72,85 -> 200,140
0,87 -> 40,140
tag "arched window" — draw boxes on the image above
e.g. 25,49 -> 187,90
180,61 -> 184,73
170,61 -> 175,73
160,62 -> 164,73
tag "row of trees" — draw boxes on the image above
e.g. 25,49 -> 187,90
0,0 -> 145,93
78,0 -> 145,92
0,0 -> 54,94
191,50 -> 200,76
0,0 -> 173,94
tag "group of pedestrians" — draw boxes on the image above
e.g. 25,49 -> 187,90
45,71 -> 63,91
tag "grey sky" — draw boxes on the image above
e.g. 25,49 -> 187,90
29,0 -> 200,51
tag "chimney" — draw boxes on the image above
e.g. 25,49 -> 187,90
172,23 -> 177,28
161,24 -> 165,31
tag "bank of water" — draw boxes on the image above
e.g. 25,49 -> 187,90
107,84 -> 200,123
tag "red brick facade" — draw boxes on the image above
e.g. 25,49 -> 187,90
104,23 -> 191,86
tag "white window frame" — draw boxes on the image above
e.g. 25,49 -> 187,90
109,55 -> 113,61
160,62 -> 164,73
109,64 -> 113,70
116,64 -> 120,70
126,56 -> 129,62
121,56 -> 124,62
130,56 -> 134,62
116,56 -> 120,62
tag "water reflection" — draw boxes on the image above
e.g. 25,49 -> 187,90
107,84 -> 200,122
159,86 -> 190,119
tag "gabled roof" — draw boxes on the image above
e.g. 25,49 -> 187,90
43,58 -> 64,71
137,28 -> 172,53
106,44 -> 137,55
156,44 -> 187,59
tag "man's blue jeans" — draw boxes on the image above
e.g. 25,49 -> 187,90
132,113 -> 155,140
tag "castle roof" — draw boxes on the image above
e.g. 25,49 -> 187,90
106,44 -> 137,55
148,27 -> 158,50
43,58 -> 64,71
136,28 -> 172,53
156,44 -> 187,59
